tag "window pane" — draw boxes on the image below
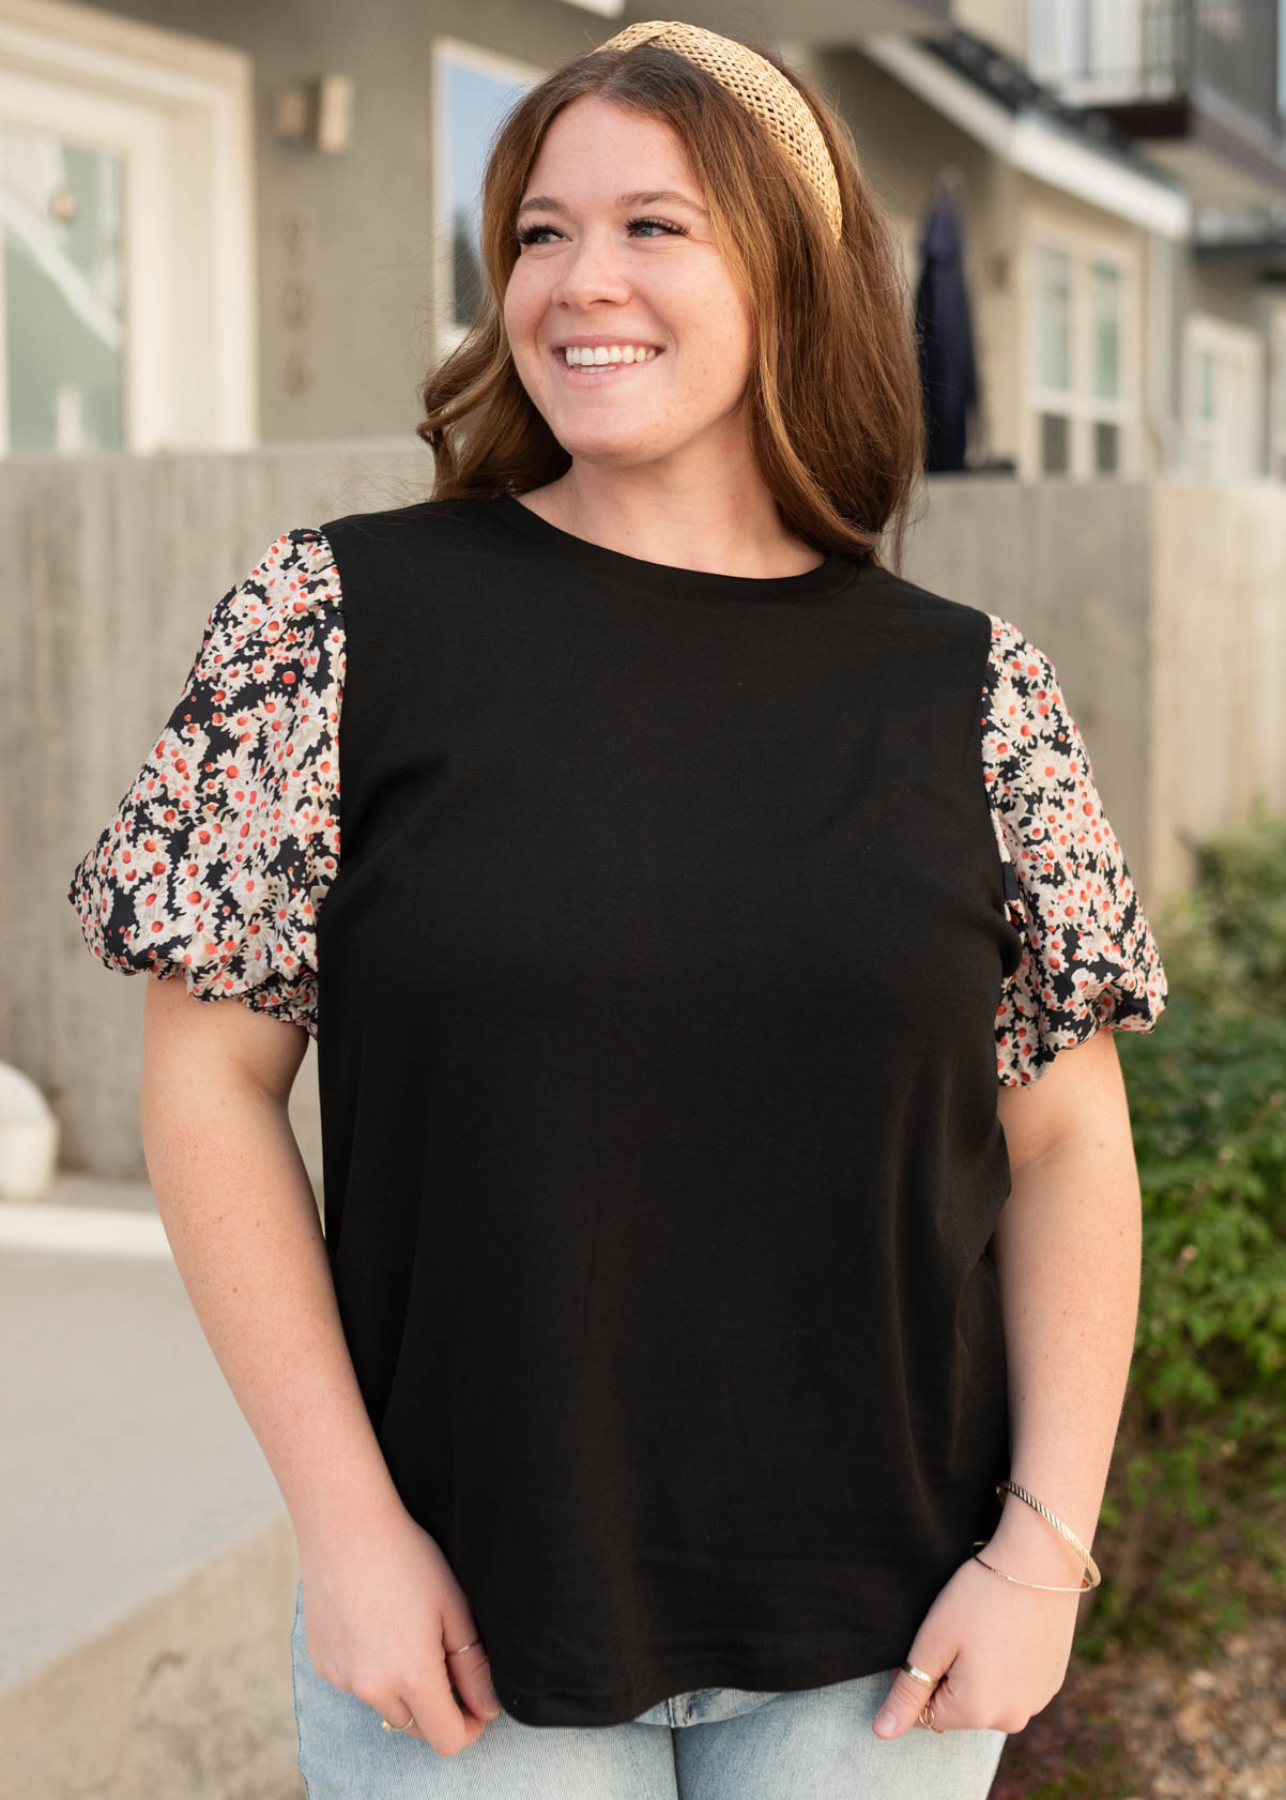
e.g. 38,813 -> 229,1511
1041,412 -> 1071,472
1036,246 -> 1073,391
1094,419 -> 1120,473
2,125 -> 126,453
1090,259 -> 1122,400
445,56 -> 536,329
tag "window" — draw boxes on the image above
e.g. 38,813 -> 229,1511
1024,217 -> 1136,479
2,128 -> 126,452
0,5 -> 254,455
1027,1 -> 1151,103
1183,314 -> 1264,480
433,40 -> 543,354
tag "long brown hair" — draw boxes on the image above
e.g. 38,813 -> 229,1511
416,33 -> 927,575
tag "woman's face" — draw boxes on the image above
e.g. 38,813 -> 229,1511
504,95 -> 756,483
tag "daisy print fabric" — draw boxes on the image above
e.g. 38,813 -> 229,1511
66,528 -> 344,1040
981,614 -> 1168,1086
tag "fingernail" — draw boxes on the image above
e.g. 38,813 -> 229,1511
483,1689 -> 501,1718
874,1707 -> 897,1736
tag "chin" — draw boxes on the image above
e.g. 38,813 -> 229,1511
553,426 -> 667,463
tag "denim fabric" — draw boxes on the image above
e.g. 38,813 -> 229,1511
291,1581 -> 1007,1799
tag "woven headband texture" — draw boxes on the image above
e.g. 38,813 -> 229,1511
593,20 -> 843,244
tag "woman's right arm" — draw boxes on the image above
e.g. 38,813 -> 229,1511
140,973 -> 502,1754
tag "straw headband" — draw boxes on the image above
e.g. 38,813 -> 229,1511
593,20 -> 844,245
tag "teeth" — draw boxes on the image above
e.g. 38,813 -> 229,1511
562,345 -> 659,367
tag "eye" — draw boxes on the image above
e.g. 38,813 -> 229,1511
515,215 -> 689,248
627,216 -> 687,239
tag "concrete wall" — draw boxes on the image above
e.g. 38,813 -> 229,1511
9,446 -> 1286,1182
11,441 -> 432,1185
1149,479 -> 1286,896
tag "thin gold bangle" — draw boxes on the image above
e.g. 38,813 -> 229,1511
995,1480 -> 1102,1588
970,1542 -> 1093,1592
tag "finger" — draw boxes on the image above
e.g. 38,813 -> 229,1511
873,1661 -> 948,1740
446,1639 -> 502,1722
922,1667 -> 959,1733
401,1656 -> 486,1757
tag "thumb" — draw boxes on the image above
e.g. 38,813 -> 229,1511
872,1662 -> 942,1740
446,1638 -> 502,1721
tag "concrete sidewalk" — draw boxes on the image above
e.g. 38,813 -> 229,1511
0,1174 -> 304,1799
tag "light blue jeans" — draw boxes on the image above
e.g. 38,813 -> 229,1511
290,1581 -> 1007,1798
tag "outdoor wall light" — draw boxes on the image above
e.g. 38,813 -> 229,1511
271,75 -> 353,154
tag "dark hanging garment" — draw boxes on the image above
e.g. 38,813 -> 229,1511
314,496 -> 1022,1726
915,193 -> 980,474
67,493 -> 1169,1728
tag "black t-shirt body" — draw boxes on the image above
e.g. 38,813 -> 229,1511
312,495 -> 1024,1727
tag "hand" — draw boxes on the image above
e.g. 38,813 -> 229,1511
296,1498 -> 501,1758
872,1521 -> 1084,1738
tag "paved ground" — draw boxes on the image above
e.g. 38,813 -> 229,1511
0,1172 -> 287,1692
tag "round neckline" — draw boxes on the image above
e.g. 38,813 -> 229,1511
484,493 -> 865,603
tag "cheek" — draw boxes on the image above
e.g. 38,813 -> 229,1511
502,268 -> 542,339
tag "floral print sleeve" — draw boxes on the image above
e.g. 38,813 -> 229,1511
981,615 -> 1168,1086
66,528 -> 343,1040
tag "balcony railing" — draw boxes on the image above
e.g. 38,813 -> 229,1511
1031,0 -> 1284,144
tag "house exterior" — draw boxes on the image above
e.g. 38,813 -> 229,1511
1019,0 -> 1286,480
5,0 -> 1281,480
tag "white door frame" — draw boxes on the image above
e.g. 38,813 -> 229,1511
0,0 -> 255,452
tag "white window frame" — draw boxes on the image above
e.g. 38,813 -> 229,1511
431,38 -> 545,363
1182,312 -> 1265,481
0,0 -> 255,454
1018,208 -> 1141,479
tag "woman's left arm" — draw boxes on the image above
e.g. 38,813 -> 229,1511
873,1024 -> 1143,1739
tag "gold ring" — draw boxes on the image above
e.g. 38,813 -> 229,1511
380,1713 -> 414,1732
900,1661 -> 937,1688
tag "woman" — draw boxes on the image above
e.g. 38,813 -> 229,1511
67,21 -> 1168,1799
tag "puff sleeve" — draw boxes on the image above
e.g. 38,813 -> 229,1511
66,527 -> 344,1039
981,614 -> 1168,1086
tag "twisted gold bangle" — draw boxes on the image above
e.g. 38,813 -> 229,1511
995,1480 -> 1102,1589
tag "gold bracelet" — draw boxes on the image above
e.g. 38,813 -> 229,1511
970,1541 -> 1094,1592
994,1481 -> 1102,1588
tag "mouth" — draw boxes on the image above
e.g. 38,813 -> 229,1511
551,348 -> 666,388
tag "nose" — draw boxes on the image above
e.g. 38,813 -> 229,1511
551,225 -> 633,311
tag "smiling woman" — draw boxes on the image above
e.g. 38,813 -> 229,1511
65,21 -> 1168,1800
418,25 -> 925,578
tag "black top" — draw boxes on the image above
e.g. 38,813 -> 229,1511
67,494 -> 1169,1728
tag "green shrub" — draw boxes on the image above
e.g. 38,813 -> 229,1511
1150,795 -> 1286,1019
1078,801 -> 1286,1658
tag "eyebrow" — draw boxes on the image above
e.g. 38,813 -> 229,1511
515,189 -> 710,219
